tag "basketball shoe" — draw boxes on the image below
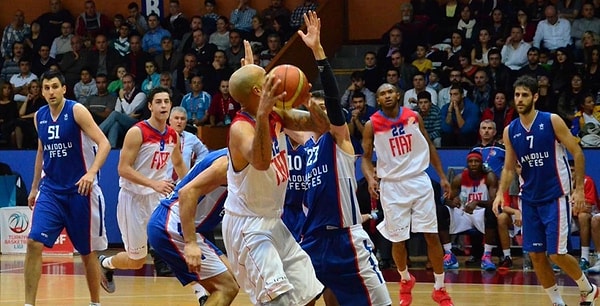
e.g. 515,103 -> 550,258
443,251 -> 459,270
399,274 -> 416,306
199,295 -> 208,305
98,255 -> 116,293
432,287 -> 454,306
580,283 -> 599,306
588,260 -> 600,274
580,258 -> 591,271
480,252 -> 497,271
498,256 -> 513,271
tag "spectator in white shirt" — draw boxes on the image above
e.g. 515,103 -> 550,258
167,106 -> 209,181
404,71 -> 438,110
501,25 -> 531,71
9,58 -> 38,102
533,5 -> 572,51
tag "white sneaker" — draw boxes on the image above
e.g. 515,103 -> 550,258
588,261 -> 600,274
580,283 -> 599,306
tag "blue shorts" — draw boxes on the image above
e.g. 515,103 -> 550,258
522,196 -> 570,255
29,185 -> 107,255
147,205 -> 226,286
301,225 -> 391,306
281,206 -> 305,242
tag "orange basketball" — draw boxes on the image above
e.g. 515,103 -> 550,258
268,64 -> 311,110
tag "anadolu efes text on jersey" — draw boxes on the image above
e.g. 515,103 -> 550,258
371,108 -> 430,180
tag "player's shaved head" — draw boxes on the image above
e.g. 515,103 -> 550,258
229,64 -> 266,105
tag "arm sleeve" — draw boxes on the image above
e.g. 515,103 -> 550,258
316,59 -> 344,126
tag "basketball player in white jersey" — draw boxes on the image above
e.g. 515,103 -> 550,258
222,39 -> 326,305
25,70 -> 111,306
362,83 -> 454,306
99,87 -> 187,293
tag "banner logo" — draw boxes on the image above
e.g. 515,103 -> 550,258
8,212 -> 29,234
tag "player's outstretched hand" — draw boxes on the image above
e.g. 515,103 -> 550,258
492,195 -> 503,216
258,73 -> 285,115
183,243 -> 203,273
240,40 -> 253,67
297,11 -> 321,52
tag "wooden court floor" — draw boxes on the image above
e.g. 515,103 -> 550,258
0,254 -> 592,305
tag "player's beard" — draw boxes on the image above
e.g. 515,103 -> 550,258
517,100 -> 534,115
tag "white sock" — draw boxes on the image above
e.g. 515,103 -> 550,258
433,272 -> 445,290
503,249 -> 511,258
398,268 -> 411,281
25,304 -> 34,306
101,256 -> 115,269
576,274 -> 593,293
89,303 -> 101,306
484,244 -> 495,254
544,284 -> 565,305
582,247 -> 590,261
443,243 -> 452,253
193,283 -> 207,299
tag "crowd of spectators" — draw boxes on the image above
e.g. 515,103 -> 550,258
340,0 -> 600,149
0,0 -> 318,149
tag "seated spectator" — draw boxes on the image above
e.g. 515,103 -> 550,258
126,1 -> 149,36
557,73 -> 586,126
456,5 -> 478,45
85,73 -> 115,124
471,69 -> 493,113
569,160 -> 599,272
571,3 -> 600,52
391,2 -> 432,59
31,45 -> 57,77
438,151 -> 500,271
262,0 -> 291,31
363,51 -> 384,93
389,50 -> 419,91
180,75 -> 211,127
471,28 -> 493,68
9,58 -> 38,103
340,70 -> 376,109
225,30 -> 244,71
259,33 -> 282,68
141,60 -> 161,95
584,45 -> 600,95
158,71 -> 183,106
178,15 -> 203,55
58,35 -> 89,92
376,27 -> 404,69
176,53 -> 201,94
556,0 -> 582,22
272,15 -> 293,44
527,0 -> 551,23
1,41 -> 26,82
533,5 -> 572,51
75,0 -> 112,39
99,73 -> 146,148
384,67 -> 402,90
0,83 -> 19,146
487,8 -> 510,49
481,91 -> 517,133
125,35 -> 151,85
88,34 -> 124,79
111,23 -> 131,57
535,74 -> 558,114
73,67 -> 97,106
154,36 -> 181,76
108,14 -> 126,43
412,44 -> 433,73
108,65 -> 127,95
485,49 -> 512,94
427,69 -> 443,92
438,68 -> 468,108
202,0 -> 219,36
290,0 -> 318,30
162,0 -> 189,45
209,16 -> 231,51
49,21 -> 74,61
191,29 -> 218,71
207,79 -> 240,127
35,0 -> 75,48
1,10 -> 31,61
442,30 -> 467,72
518,47 -> 549,79
416,91 -> 441,147
437,0 -> 461,42
458,51 -> 478,86
471,119 -> 506,178
516,9 -> 537,43
441,85 -> 480,147
212,50 -> 234,84
403,71 -> 438,110
571,91 -> 600,147
26,22 -> 43,57
496,163 -> 522,270
230,0 -> 257,33
249,14 -> 269,51
347,92 -> 376,154
142,13 -> 171,56
501,26 -> 530,72
13,80 -> 46,149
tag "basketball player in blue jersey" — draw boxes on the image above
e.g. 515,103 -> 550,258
283,135 -> 307,241
493,75 -> 599,306
99,87 -> 188,293
293,11 -> 392,306
147,148 -> 239,305
222,30 -> 328,305
24,70 -> 111,306
361,82 -> 454,306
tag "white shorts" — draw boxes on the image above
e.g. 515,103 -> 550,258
378,173 -> 438,242
117,189 -> 161,260
222,212 -> 323,305
448,206 -> 485,234
571,205 -> 600,233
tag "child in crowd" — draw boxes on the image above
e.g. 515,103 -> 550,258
73,67 -> 97,106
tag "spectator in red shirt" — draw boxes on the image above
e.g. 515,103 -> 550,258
207,79 -> 240,126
